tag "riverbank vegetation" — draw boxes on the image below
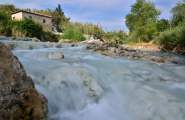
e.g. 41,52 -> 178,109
61,24 -> 86,42
0,4 -> 62,42
125,0 -> 185,54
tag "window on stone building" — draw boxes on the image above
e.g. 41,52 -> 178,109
43,19 -> 46,23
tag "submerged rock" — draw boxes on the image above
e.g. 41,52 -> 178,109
55,43 -> 63,48
0,43 -> 48,120
0,36 -> 10,41
48,52 -> 64,59
11,37 -> 41,42
71,44 -> 77,47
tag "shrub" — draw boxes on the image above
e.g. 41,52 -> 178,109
158,24 -> 185,51
12,19 -> 43,39
62,25 -> 86,42
42,31 -> 59,42
104,31 -> 128,45
93,27 -> 104,40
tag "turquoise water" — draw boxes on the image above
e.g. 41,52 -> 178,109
4,41 -> 185,120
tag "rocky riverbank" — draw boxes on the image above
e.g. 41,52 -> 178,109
86,42 -> 185,64
0,43 -> 48,120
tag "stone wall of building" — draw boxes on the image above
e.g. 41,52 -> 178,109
12,12 -> 23,21
12,11 -> 54,31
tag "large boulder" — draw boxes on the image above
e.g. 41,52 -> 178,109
0,43 -> 47,120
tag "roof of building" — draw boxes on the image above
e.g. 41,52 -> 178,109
11,10 -> 52,18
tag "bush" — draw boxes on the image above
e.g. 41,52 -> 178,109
158,24 -> 185,51
104,31 -> 128,45
42,31 -> 59,42
93,26 -> 104,40
12,19 -> 43,39
62,25 -> 86,42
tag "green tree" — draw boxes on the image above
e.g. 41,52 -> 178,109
0,12 -> 12,36
53,4 -> 70,32
125,0 -> 160,42
157,19 -> 170,32
158,0 -> 185,53
0,4 -> 17,15
171,1 -> 185,26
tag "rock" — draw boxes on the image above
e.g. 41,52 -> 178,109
109,47 -> 117,53
0,43 -> 48,120
170,57 -> 185,65
55,43 -> 62,48
10,37 -> 41,42
149,56 -> 166,63
85,39 -> 103,45
0,36 -> 10,40
48,52 -> 64,59
4,43 -> 17,50
15,37 -> 32,41
86,43 -> 98,50
86,42 -> 185,64
71,44 -> 77,47
32,37 -> 40,42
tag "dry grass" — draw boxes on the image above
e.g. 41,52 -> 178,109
124,42 -> 160,51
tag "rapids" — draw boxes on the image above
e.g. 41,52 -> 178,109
2,40 -> 185,120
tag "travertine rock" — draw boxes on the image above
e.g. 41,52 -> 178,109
0,43 -> 48,120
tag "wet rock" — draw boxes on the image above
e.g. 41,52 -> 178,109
48,52 -> 64,59
32,37 -> 40,42
170,57 -> 185,65
109,47 -> 117,53
85,39 -> 103,45
12,37 -> 41,42
55,43 -> 62,48
0,36 -> 10,40
71,44 -> 77,47
86,42 -> 185,64
86,43 -> 98,50
147,56 -> 166,63
5,43 -> 17,50
0,43 -> 48,120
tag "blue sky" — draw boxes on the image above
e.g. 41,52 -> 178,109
0,0 -> 181,31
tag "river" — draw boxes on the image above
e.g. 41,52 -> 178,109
2,40 -> 185,120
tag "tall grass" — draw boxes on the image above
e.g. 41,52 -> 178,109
62,25 -> 86,42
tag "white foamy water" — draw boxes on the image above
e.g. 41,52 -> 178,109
4,40 -> 185,120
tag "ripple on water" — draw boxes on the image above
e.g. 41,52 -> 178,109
10,41 -> 185,120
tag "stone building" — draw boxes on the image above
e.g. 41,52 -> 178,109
11,10 -> 54,31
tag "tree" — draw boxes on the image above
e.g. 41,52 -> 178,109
158,0 -> 185,53
171,1 -> 185,26
52,4 -> 70,32
157,19 -> 170,32
0,12 -> 12,36
125,0 -> 160,41
0,4 -> 17,15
